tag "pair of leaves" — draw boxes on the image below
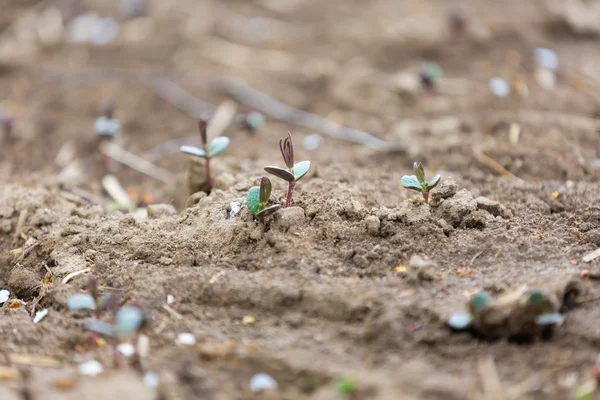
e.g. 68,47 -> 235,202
400,174 -> 441,192
85,306 -> 144,338
246,186 -> 280,217
264,160 -> 311,183
180,136 -> 230,159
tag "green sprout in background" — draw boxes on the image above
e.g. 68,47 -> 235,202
247,176 -> 281,230
180,119 -> 230,192
401,161 -> 441,204
264,133 -> 310,208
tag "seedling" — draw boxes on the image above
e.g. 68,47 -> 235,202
180,119 -> 230,192
264,133 -> 310,208
247,176 -> 281,230
468,290 -> 490,316
336,377 -> 358,397
243,111 -> 265,132
420,62 -> 443,93
401,162 -> 441,203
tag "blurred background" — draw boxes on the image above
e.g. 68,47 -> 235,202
2,0 -> 600,208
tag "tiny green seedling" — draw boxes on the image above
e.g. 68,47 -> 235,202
401,162 -> 441,204
420,62 -> 443,93
180,119 -> 230,192
247,176 -> 281,230
264,133 -> 310,208
336,377 -> 358,398
447,290 -> 490,331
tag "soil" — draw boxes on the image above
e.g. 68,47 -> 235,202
2,0 -> 600,399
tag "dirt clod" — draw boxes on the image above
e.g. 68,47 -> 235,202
475,196 -> 512,219
436,189 -> 477,227
273,207 -> 305,232
147,204 -> 177,218
364,215 -> 381,236
408,254 -> 438,281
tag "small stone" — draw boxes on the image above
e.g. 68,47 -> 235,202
408,255 -> 438,281
364,215 -> 380,236
250,373 -> 278,392
117,343 -> 135,357
489,77 -> 510,97
143,371 -> 159,388
302,134 -> 324,151
273,207 -> 305,232
33,309 -> 48,324
476,196 -> 512,219
147,204 -> 177,218
79,360 -> 103,376
0,289 -> 9,304
213,173 -> 236,190
176,333 -> 196,346
533,48 -> 558,71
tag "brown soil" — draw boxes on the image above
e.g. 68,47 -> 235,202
2,0 -> 600,399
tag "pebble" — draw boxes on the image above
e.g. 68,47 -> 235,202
68,13 -> 119,46
143,371 -> 159,388
302,134 -> 323,151
117,343 -> 136,357
176,333 -> 196,345
0,289 -> 9,304
79,360 -> 103,376
229,201 -> 241,218
489,77 -> 510,97
533,48 -> 558,71
250,373 -> 278,392
33,309 -> 48,324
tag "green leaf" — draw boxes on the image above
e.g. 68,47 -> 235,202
573,379 -> 597,400
115,306 -> 143,337
67,294 -> 96,311
427,174 -> 441,190
293,160 -> 311,181
529,290 -> 544,305
256,204 -> 281,218
401,175 -> 422,191
259,177 -> 271,206
336,378 -> 358,396
469,291 -> 490,316
447,312 -> 472,330
423,62 -> 443,81
208,136 -> 230,157
85,318 -> 115,337
246,186 -> 260,215
264,166 -> 295,182
536,312 -> 561,326
180,145 -> 206,158
246,112 -> 265,130
414,162 -> 426,183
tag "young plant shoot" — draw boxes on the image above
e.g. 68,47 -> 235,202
180,119 -> 230,192
401,161 -> 441,204
247,176 -> 281,230
264,133 -> 310,208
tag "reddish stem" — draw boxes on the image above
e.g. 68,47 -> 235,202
285,181 -> 295,208
205,157 -> 213,191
